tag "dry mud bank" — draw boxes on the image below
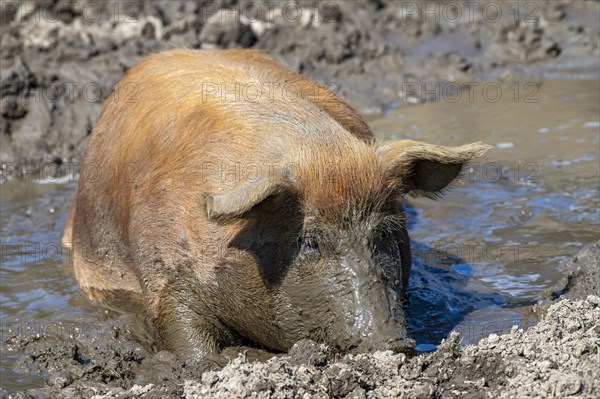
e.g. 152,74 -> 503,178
1,0 -> 599,165
1,241 -> 598,398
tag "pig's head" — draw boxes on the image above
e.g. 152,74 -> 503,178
204,139 -> 490,355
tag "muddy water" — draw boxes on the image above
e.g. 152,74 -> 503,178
370,79 -> 600,350
1,79 -> 599,390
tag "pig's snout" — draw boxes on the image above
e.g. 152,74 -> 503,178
332,249 -> 413,355
338,316 -> 414,355
334,318 -> 414,355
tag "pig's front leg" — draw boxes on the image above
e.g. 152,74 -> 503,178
133,239 -> 236,360
153,288 -> 225,360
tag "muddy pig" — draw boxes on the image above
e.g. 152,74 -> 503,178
62,49 -> 490,359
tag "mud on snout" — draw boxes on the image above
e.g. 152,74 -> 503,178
276,225 -> 416,356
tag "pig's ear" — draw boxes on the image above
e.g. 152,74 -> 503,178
203,168 -> 293,221
377,140 -> 491,198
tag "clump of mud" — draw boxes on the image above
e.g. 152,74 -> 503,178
533,241 -> 600,318
553,241 -> 599,299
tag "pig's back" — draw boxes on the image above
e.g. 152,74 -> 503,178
82,49 -> 372,192
76,49 -> 374,237
90,49 -> 372,162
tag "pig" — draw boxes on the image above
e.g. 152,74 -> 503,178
62,49 -> 490,359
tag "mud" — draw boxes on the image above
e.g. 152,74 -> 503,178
1,242 -> 598,398
1,0 -> 599,165
533,241 -> 600,318
553,241 -> 600,300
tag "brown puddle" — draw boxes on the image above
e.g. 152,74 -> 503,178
1,79 -> 599,389
369,79 -> 600,349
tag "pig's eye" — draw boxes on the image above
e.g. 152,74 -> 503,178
301,235 -> 320,256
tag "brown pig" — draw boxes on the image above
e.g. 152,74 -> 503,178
63,49 -> 490,358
